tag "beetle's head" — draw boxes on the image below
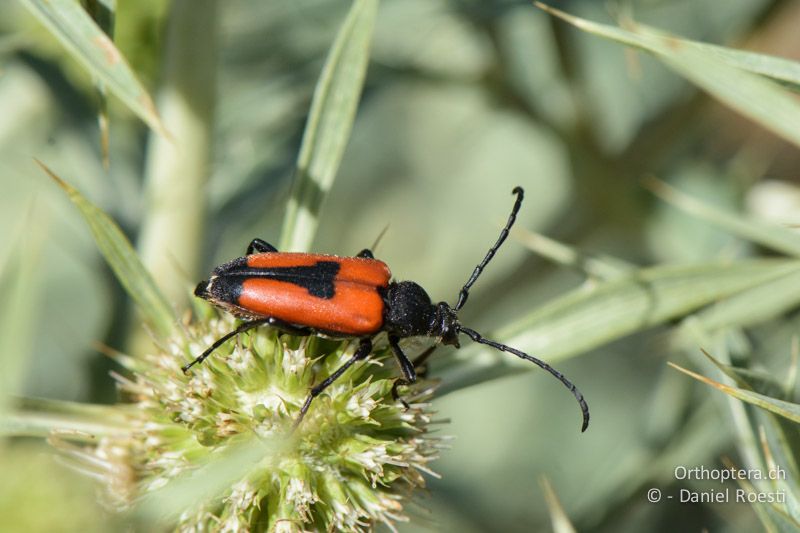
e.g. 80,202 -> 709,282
193,275 -> 254,319
434,302 -> 460,348
194,280 -> 211,300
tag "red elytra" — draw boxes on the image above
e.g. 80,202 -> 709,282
238,253 -> 390,335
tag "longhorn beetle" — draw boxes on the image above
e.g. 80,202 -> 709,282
185,187 -> 590,432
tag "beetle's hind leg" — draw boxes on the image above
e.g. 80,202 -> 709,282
182,317 -> 272,373
293,337 -> 373,431
246,238 -> 278,255
183,317 -> 315,374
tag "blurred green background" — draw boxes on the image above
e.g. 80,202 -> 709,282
3,0 -> 800,531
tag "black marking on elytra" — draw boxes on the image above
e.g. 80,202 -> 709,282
210,258 -> 341,299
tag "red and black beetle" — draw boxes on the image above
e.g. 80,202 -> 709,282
185,187 -> 590,432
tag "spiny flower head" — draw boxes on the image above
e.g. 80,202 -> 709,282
56,313 -> 443,532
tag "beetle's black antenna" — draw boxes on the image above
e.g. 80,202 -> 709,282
371,224 -> 390,252
458,325 -> 590,432
454,187 -> 524,311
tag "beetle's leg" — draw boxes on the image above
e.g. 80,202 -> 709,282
246,238 -> 278,255
356,248 -> 374,259
292,338 -> 373,431
410,344 -> 438,379
182,318 -> 272,373
388,335 -> 417,410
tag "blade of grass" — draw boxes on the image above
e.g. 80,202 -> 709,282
646,177 -> 800,258
723,457 -> 800,533
436,260 -> 800,393
670,363 -> 800,424
279,0 -> 378,252
679,324 -> 800,486
699,347 -> 800,480
758,424 -> 800,517
535,3 -> 800,92
641,30 -> 800,149
0,211 -> 44,418
699,348 -> 788,398
758,416 -> 800,511
536,3 -> 800,149
83,0 -> 115,168
513,226 -> 635,281
38,161 -> 176,339
682,268 -> 800,336
19,0 -> 167,136
540,477 -> 577,533
786,338 -> 799,400
1,397 -> 131,438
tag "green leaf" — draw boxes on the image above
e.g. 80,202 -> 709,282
437,260 -> 800,394
670,363 -> 800,424
534,3 -> 800,92
646,177 -> 800,258
0,397 -> 130,438
38,161 -> 177,339
279,0 -> 378,252
514,227 -> 634,281
19,0 -> 166,136
683,269 -> 800,337
536,3 -> 800,149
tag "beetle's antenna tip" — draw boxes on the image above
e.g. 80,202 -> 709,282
453,188 -> 526,311
458,325 -> 590,432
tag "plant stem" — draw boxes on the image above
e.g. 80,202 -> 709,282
137,0 -> 217,308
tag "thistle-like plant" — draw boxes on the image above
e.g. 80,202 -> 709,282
50,309 -> 442,531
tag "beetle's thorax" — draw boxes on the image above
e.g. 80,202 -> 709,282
382,281 -> 460,344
